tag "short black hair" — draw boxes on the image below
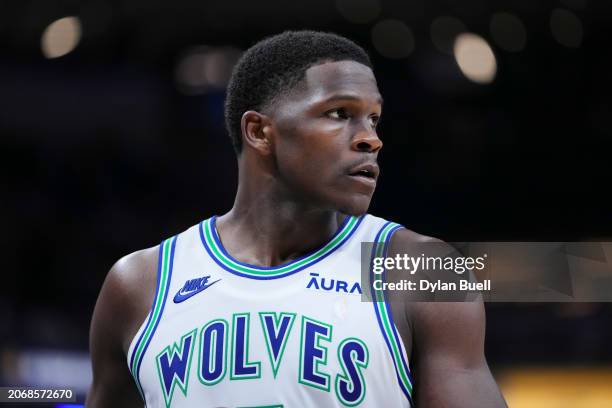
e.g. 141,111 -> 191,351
224,30 -> 372,154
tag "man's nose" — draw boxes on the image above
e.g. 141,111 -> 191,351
351,124 -> 383,153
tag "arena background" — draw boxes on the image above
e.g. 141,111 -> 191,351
1,0 -> 611,406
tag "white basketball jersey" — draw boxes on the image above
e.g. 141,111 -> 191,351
127,214 -> 413,407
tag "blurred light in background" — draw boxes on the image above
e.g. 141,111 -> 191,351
2,349 -> 92,394
500,367 -> 612,408
371,19 -> 415,59
175,46 -> 242,95
453,33 -> 497,84
490,12 -> 527,52
41,17 -> 81,59
430,16 -> 467,55
335,0 -> 380,24
550,9 -> 583,48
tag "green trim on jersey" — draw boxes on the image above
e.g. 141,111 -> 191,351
201,215 -> 361,278
373,223 -> 414,396
130,237 -> 174,385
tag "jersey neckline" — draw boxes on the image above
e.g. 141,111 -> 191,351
199,214 -> 365,279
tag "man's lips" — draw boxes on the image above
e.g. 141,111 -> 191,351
347,162 -> 380,181
346,162 -> 379,190
347,173 -> 377,189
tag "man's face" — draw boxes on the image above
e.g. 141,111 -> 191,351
269,60 -> 383,215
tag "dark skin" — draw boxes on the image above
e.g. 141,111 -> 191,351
86,60 -> 506,407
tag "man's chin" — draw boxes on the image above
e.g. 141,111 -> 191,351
337,196 -> 372,217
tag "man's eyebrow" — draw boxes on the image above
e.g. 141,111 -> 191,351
320,93 -> 384,106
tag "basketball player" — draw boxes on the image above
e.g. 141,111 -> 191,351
86,31 -> 506,407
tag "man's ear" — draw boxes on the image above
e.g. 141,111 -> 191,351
241,111 -> 274,155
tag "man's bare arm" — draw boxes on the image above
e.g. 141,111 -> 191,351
409,300 -> 506,407
388,229 -> 506,408
86,247 -> 158,408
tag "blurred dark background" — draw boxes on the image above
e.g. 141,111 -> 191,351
1,0 -> 611,406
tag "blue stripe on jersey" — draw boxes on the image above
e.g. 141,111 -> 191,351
198,215 -> 365,280
380,226 -> 415,388
128,239 -> 165,375
370,222 -> 413,404
129,235 -> 177,405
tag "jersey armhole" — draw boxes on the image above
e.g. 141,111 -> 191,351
369,222 -> 414,404
126,235 -> 178,401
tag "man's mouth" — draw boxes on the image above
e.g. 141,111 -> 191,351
348,163 -> 379,181
347,163 -> 379,188
349,169 -> 376,180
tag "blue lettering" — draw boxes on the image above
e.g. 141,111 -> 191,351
185,279 -> 196,291
300,316 -> 332,390
197,276 -> 212,290
231,313 -> 261,379
259,312 -> 296,378
199,320 -> 227,384
306,274 -> 320,290
349,282 -> 362,295
336,280 -> 348,293
321,278 -> 334,291
335,339 -> 369,405
156,330 -> 196,406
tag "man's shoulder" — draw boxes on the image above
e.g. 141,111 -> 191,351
365,213 -> 442,246
108,246 -> 159,295
378,219 -> 485,337
96,246 -> 160,353
103,219 -> 204,308
386,226 -> 454,264
87,245 -> 162,406
389,226 -> 442,246
107,245 -> 159,302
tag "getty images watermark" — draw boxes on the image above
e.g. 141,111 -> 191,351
371,252 -> 490,293
360,242 -> 612,302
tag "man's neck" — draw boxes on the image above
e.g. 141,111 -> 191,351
215,196 -> 346,268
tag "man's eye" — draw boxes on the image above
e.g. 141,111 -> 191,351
369,115 -> 380,128
327,108 -> 350,120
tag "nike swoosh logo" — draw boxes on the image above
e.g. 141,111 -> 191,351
173,279 -> 220,303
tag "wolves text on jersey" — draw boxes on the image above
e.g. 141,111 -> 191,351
155,312 -> 369,407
